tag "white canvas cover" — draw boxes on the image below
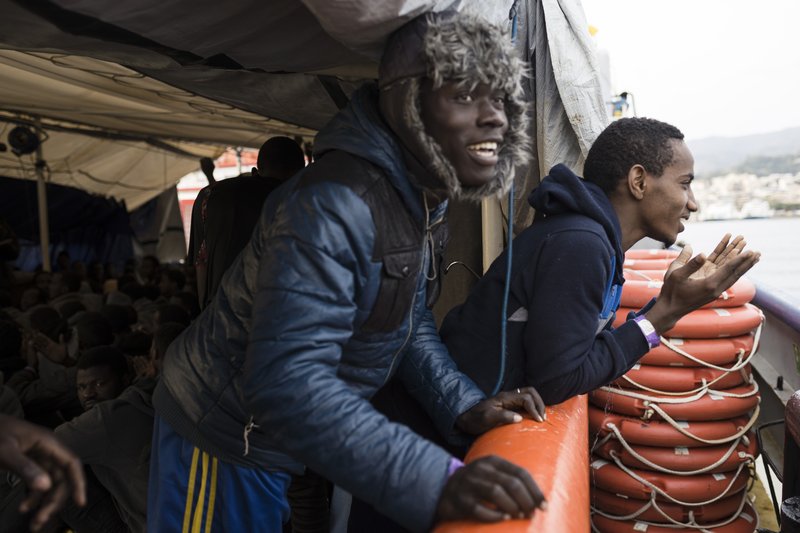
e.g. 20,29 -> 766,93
0,0 -> 608,215
513,0 -> 609,229
0,49 -> 314,209
0,122 -> 218,211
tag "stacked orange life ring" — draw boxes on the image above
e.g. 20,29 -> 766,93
590,384 -> 760,421
624,249 -> 681,260
590,249 -> 763,532
613,362 -> 752,391
639,335 -> 755,367
622,257 -> 674,271
592,459 -> 750,503
592,504 -> 759,533
593,433 -> 758,474
593,490 -> 747,523
589,407 -> 756,448
622,270 -> 756,309
613,303 -> 763,338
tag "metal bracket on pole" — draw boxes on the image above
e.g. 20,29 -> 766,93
33,116 -> 51,272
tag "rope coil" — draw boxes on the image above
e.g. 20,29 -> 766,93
594,454 -> 750,509
590,489 -> 753,532
654,321 -> 762,373
593,425 -> 755,476
598,378 -> 760,405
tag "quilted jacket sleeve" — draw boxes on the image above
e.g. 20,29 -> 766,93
243,183 -> 451,532
397,308 -> 485,444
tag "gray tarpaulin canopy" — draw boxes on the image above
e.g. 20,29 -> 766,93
0,0 -> 608,218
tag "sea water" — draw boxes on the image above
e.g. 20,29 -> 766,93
678,217 -> 800,306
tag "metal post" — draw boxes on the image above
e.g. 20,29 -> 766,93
33,117 -> 51,271
481,197 -> 504,273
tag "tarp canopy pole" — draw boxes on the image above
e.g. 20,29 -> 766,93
34,116 -> 51,272
0,114 -> 211,160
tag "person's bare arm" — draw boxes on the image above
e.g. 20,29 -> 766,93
200,157 -> 216,185
0,415 -> 86,531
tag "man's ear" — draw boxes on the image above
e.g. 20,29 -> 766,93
627,164 -> 647,200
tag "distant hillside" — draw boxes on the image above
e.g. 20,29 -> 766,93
732,152 -> 800,175
687,127 -> 800,177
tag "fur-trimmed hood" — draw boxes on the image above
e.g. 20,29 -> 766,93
378,12 -> 531,202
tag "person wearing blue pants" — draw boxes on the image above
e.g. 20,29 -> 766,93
148,11 -> 547,533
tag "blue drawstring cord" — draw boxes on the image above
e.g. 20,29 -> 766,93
490,3 -> 519,397
491,180 -> 514,397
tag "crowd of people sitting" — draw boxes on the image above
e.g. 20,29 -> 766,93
0,251 -> 192,532
0,130 -> 315,532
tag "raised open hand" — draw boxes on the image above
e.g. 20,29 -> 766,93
665,234 -> 746,281
646,234 -> 760,334
31,332 -> 69,365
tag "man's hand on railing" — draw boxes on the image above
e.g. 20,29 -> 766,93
435,455 -> 547,523
456,386 -> 546,435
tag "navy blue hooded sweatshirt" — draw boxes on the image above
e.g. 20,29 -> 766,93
440,164 -> 650,405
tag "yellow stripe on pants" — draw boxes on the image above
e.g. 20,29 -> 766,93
204,457 -> 219,533
181,448 -> 200,533
191,452 -> 210,533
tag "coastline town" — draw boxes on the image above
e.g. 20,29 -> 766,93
692,170 -> 800,220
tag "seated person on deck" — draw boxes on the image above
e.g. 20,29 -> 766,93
440,117 -> 760,405
55,345 -> 155,533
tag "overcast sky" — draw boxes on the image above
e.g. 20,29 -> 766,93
579,0 -> 800,141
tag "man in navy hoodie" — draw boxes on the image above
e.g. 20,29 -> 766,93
440,117 -> 760,405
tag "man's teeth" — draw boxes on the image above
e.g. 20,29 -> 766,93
467,142 -> 498,153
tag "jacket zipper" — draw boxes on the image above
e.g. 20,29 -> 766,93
381,197 -> 441,385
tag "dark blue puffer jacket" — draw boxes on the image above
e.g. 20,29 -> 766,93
154,84 -> 485,531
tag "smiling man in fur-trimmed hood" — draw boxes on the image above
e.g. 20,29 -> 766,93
378,11 -> 530,202
150,11 -> 545,533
